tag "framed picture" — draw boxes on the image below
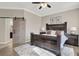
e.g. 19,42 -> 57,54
50,16 -> 62,24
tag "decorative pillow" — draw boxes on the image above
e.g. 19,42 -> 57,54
51,30 -> 56,36
46,30 -> 56,36
46,30 -> 51,34
55,30 -> 61,36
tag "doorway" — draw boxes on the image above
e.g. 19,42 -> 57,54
0,17 -> 26,55
0,17 -> 26,47
9,17 -> 26,46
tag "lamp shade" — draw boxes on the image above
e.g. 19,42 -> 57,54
70,27 -> 77,34
71,27 -> 77,31
41,3 -> 47,8
41,27 -> 45,32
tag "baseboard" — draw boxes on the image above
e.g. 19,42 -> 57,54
25,39 -> 30,43
0,39 -> 12,44
0,39 -> 30,45
0,39 -> 12,49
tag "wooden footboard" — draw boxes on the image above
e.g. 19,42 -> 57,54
31,33 -> 61,56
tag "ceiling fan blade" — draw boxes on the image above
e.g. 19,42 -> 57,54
32,2 -> 41,4
39,6 -> 42,9
47,4 -> 51,8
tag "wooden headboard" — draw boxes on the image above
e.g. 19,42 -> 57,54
46,22 -> 67,33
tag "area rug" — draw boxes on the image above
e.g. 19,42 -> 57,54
61,46 -> 75,56
14,44 -> 75,56
14,44 -> 56,56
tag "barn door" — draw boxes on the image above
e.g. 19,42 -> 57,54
13,17 -> 26,44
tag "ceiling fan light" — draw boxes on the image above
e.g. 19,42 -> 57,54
41,3 -> 47,8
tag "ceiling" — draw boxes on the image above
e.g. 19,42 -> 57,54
0,2 -> 79,17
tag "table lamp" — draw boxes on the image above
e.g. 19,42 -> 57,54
70,27 -> 77,34
41,27 -> 46,32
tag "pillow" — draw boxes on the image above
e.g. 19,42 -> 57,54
46,30 -> 56,36
46,30 -> 51,34
51,30 -> 56,36
55,30 -> 64,36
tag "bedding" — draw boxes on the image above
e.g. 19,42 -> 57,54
60,31 -> 68,48
46,30 -> 56,34
41,34 -> 57,37
42,30 -> 64,37
51,30 -> 56,36
42,30 -> 57,37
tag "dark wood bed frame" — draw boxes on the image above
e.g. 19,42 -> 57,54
46,22 -> 67,33
46,22 -> 78,46
31,22 -> 67,56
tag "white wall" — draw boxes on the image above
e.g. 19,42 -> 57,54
0,18 -> 5,42
5,18 -> 12,42
0,9 -> 24,17
0,9 -> 24,44
0,8 -> 79,43
41,8 -> 79,34
0,18 -> 12,44
0,9 -> 42,43
24,10 -> 42,42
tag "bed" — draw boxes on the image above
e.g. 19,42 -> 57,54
31,22 -> 67,56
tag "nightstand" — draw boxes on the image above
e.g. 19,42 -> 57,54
66,34 -> 79,46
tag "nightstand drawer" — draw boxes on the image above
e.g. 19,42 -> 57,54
66,34 -> 78,46
68,35 -> 77,39
66,39 -> 74,45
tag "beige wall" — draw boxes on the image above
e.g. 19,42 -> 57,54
24,10 -> 42,42
41,8 -> 79,34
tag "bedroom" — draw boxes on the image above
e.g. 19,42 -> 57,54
0,2 -> 79,56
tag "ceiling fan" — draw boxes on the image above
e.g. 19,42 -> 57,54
32,2 -> 51,9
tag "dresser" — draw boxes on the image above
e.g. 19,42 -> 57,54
66,34 -> 79,46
